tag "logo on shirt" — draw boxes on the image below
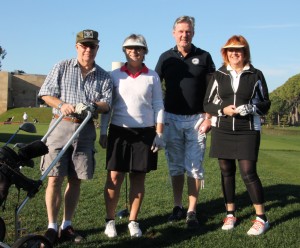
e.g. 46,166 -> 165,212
192,58 -> 200,65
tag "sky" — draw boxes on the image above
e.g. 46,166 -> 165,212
1,0 -> 300,92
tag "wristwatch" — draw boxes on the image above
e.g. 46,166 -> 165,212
57,102 -> 64,110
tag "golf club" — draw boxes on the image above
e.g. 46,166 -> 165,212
116,173 -> 129,219
4,123 -> 37,146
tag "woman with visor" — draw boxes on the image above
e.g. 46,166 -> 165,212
100,34 -> 164,238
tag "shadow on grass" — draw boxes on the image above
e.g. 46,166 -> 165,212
55,183 -> 300,248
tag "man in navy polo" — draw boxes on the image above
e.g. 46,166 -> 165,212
155,16 -> 215,229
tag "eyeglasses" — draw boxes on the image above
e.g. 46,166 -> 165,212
78,43 -> 98,50
125,46 -> 145,52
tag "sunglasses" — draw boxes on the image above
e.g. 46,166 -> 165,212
125,46 -> 145,52
78,43 -> 98,50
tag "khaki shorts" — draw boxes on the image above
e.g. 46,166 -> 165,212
40,119 -> 96,179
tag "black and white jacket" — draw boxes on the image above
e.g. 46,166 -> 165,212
204,64 -> 271,131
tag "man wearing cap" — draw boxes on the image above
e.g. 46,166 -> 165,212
38,29 -> 112,245
155,16 -> 215,228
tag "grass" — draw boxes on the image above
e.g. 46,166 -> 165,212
0,107 -> 52,124
0,108 -> 299,247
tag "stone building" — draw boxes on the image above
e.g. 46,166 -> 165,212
0,71 -> 46,115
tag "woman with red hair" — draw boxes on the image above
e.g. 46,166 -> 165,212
204,35 -> 271,236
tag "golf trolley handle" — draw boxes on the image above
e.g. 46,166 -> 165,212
40,114 -> 64,143
15,111 -> 92,216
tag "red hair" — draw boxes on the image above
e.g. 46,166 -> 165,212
221,35 -> 251,66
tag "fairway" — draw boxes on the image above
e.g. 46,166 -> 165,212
0,124 -> 299,248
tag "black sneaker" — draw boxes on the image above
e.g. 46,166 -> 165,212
59,225 -> 83,243
168,206 -> 186,222
186,211 -> 199,229
44,228 -> 58,245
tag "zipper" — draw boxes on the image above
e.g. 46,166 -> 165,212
229,73 -> 236,131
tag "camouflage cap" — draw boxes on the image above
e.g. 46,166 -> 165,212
76,30 -> 99,44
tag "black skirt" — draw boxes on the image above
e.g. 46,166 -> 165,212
209,127 -> 261,161
106,124 -> 157,173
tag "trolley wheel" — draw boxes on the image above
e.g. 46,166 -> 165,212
0,217 -> 5,242
11,234 -> 52,248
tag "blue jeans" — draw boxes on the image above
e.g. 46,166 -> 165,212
164,112 -> 206,179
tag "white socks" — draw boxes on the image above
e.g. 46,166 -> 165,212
61,220 -> 72,230
48,223 -> 58,231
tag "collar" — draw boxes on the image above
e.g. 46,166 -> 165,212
227,63 -> 250,72
120,63 -> 149,78
172,44 -> 196,55
74,59 -> 96,72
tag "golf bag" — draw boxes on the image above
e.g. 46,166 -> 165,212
0,141 -> 49,206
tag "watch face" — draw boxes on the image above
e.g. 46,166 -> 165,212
58,102 -> 64,109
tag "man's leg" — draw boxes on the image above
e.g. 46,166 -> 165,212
63,177 -> 81,222
164,113 -> 186,222
45,176 -> 64,226
44,176 -> 64,244
171,175 -> 184,207
187,176 -> 201,213
59,177 -> 83,243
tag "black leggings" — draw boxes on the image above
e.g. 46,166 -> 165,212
218,159 -> 265,205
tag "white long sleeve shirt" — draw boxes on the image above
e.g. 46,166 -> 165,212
100,66 -> 164,134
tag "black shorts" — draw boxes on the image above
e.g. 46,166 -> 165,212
106,124 -> 158,173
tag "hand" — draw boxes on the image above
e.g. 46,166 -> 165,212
86,102 -> 98,114
74,103 -> 97,115
199,118 -> 211,134
99,135 -> 107,149
236,104 -> 254,116
151,133 -> 165,153
223,105 -> 238,116
74,103 -> 89,114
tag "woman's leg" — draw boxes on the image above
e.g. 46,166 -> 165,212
128,172 -> 146,221
238,159 -> 269,235
218,159 -> 236,212
104,171 -> 125,220
238,159 -> 265,215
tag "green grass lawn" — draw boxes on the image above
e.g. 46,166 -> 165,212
0,110 -> 299,247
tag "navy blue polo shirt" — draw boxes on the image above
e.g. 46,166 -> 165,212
155,44 -> 215,115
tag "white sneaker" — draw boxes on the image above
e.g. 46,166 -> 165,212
128,221 -> 142,237
104,220 -> 117,238
247,217 -> 270,236
222,215 -> 237,230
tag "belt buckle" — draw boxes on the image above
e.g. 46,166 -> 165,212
71,117 -> 81,123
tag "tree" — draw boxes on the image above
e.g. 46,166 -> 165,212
267,74 -> 300,126
0,45 -> 7,71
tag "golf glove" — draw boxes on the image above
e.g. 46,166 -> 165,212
75,103 -> 88,114
75,102 -> 97,115
236,104 -> 254,116
151,133 -> 165,153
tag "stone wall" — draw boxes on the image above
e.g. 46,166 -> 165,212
0,71 -> 46,115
